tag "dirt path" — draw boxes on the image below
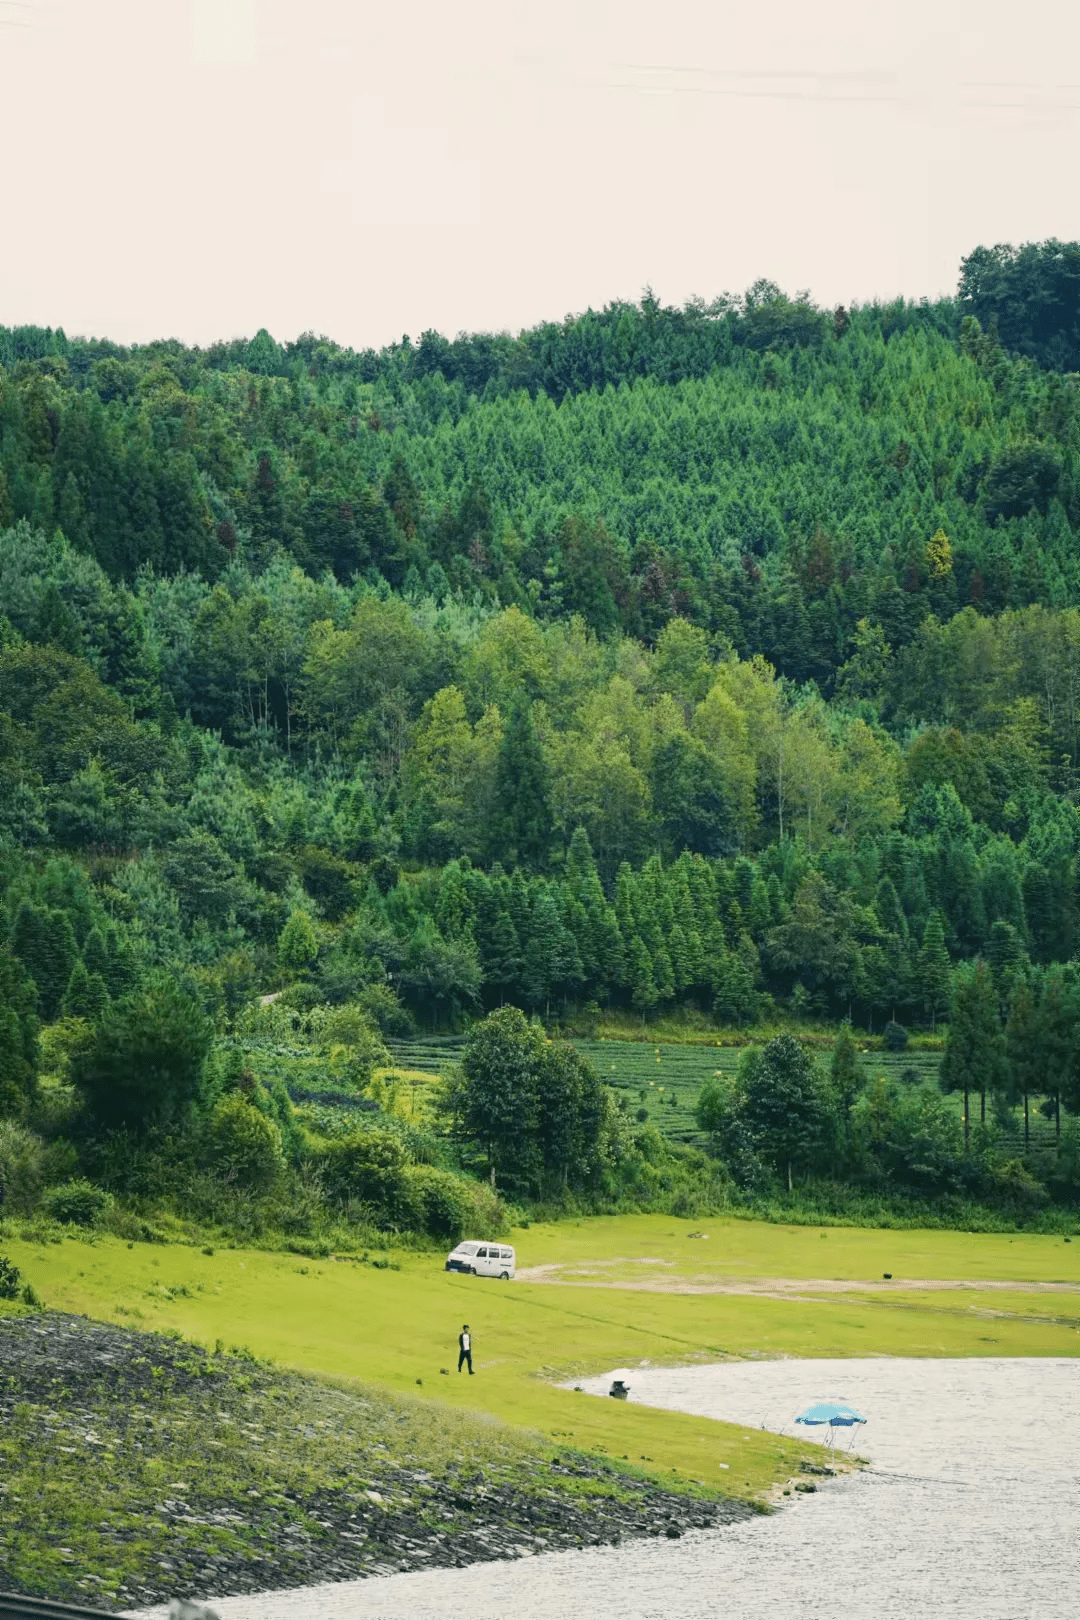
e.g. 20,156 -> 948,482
514,1261 -> 1080,1297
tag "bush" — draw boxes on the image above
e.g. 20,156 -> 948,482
0,1254 -> 21,1299
883,1020 -> 909,1052
406,1165 -> 469,1240
355,982 -> 416,1039
0,1121 -> 47,1214
310,1003 -> 390,1087
71,980 -> 213,1131
41,1178 -> 115,1226
209,1092 -> 286,1192
316,1128 -> 418,1228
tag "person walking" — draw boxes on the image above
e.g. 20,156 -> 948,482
458,1323 -> 474,1375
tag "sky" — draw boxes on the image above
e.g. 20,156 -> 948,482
1,0 -> 1078,351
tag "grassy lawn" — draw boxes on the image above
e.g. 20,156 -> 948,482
5,1213 -> 1077,1516
514,1212 -> 1080,1283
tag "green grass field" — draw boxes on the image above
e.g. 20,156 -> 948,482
6,1213 -> 1077,1510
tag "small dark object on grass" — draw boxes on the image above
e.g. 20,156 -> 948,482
416,1378 -> 423,1385
440,1367 -> 449,1374
883,1272 -> 892,1279
794,1481 -> 817,1493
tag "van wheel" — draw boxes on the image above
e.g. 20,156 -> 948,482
468,1266 -> 477,1275
499,1271 -> 510,1281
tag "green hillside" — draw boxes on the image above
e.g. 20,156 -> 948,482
2,241 -> 1080,1241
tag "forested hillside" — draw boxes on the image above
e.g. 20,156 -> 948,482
2,240 -> 1080,1235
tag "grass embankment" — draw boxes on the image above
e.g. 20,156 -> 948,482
5,1216 -> 1077,1485
3,1212 -> 1077,1603
2,1308 -> 746,1611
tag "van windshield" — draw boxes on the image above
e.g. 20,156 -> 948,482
457,1243 -> 479,1255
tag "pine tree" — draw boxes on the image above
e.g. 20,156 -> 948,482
830,1023 -> 861,1111
489,704 -> 551,870
11,902 -> 78,1022
521,886 -> 562,1017
61,960 -> 109,1021
1005,978 -> 1039,1149
627,934 -> 657,1020
81,927 -> 109,981
986,919 -> 1025,1019
919,910 -> 951,1031
278,910 -> 318,976
0,946 -> 38,1117
940,959 -> 1004,1147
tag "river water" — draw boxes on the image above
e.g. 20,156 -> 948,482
132,1357 -> 1079,1620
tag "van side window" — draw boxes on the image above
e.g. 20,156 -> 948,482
476,1248 -> 488,1258
501,1249 -> 512,1259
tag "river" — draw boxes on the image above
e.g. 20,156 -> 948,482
131,1356 -> 1079,1619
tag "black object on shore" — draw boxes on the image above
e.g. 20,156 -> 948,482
609,1379 -> 630,1399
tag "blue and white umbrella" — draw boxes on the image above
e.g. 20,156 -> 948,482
795,1399 -> 867,1430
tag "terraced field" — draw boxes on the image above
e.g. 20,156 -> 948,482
385,1035 -> 1059,1156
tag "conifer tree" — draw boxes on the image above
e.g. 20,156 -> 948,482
11,902 -> 78,1022
278,910 -> 318,976
81,927 -> 109,982
919,910 -> 951,1031
940,959 -> 1004,1147
1005,977 -> 1039,1149
490,703 -> 551,870
61,959 -> 109,1022
830,1023 -> 861,1111
627,934 -> 657,1020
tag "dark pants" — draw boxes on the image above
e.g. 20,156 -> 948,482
458,1348 -> 473,1374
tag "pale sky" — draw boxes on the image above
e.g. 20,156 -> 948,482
1,0 -> 1077,350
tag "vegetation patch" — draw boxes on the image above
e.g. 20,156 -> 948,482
0,1310 -> 752,1612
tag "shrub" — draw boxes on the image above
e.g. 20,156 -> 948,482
356,982 -> 416,1039
883,1020 -> 909,1052
71,980 -> 213,1131
0,1121 -> 47,1214
406,1165 -> 469,1241
316,1128 -> 418,1227
209,1092 -> 285,1192
41,1178 -> 115,1226
0,1254 -> 21,1299
310,1003 -> 390,1087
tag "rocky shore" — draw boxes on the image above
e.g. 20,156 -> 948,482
0,1313 -> 755,1615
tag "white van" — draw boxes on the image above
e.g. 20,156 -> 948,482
445,1241 -> 516,1280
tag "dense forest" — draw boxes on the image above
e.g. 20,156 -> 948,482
2,239 -> 1080,1242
